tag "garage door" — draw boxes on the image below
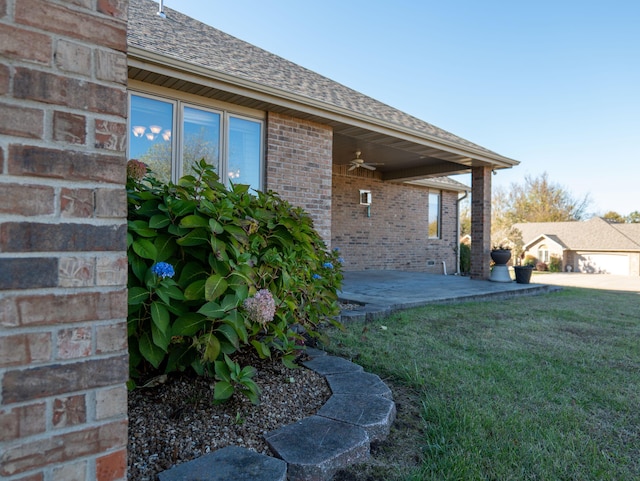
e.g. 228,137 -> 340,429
578,253 -> 629,275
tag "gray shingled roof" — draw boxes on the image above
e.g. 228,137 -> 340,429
513,217 -> 640,251
128,0 -> 498,156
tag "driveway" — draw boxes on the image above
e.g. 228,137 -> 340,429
530,272 -> 640,293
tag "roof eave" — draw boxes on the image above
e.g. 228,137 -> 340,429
128,47 -> 519,169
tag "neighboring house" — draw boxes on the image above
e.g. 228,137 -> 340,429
513,217 -> 640,276
127,0 -> 518,275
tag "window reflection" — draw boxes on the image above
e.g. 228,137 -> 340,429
229,116 -> 261,191
130,95 -> 173,184
183,106 -> 220,178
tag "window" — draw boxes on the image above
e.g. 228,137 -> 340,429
538,244 -> 549,263
128,92 -> 263,191
428,192 -> 441,239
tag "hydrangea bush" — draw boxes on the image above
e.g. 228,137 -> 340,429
126,159 -> 343,403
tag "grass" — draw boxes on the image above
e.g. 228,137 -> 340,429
325,287 -> 640,481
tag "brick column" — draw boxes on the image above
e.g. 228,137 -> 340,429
470,166 -> 492,279
265,112 -> 333,244
0,1 -> 129,480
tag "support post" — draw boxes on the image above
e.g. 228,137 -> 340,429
470,166 -> 492,279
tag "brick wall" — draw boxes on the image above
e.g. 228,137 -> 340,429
265,112 -> 333,243
332,167 -> 458,272
0,1 -> 129,480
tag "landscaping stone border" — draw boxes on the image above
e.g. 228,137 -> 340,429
158,348 -> 395,481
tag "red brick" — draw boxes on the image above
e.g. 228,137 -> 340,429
0,0 -> 5,17
0,64 -> 9,94
52,394 -> 86,428
55,39 -> 91,75
58,256 -> 95,287
95,188 -> 126,218
97,0 -> 128,20
53,111 -> 86,145
95,50 -> 127,84
95,119 -> 126,151
0,103 -> 44,139
0,184 -> 54,216
0,420 -> 127,476
95,386 -> 127,420
2,355 -> 128,403
96,321 -> 127,353
13,68 -> 126,116
15,0 -> 127,51
0,290 -> 127,328
8,144 -> 125,184
0,403 -> 46,442
96,449 -> 126,481
0,25 -> 51,65
96,256 -> 127,286
52,461 -> 87,481
0,258 -> 58,290
0,222 -> 126,252
57,327 -> 92,359
60,188 -> 94,218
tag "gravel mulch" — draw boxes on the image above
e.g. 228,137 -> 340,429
127,354 -> 331,480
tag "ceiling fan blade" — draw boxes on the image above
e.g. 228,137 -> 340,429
361,164 -> 376,171
348,164 -> 358,171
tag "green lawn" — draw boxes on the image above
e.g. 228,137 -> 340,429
326,287 -> 640,481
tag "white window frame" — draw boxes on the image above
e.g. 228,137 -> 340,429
127,89 -> 264,190
428,191 -> 441,239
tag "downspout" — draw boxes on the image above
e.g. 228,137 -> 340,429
456,190 -> 470,275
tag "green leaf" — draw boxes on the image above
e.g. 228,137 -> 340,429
241,386 -> 261,405
128,287 -> 149,306
167,199 -> 197,217
197,301 -> 225,319
180,214 -> 209,228
223,313 -> 248,344
215,323 -> 239,349
209,218 -> 224,234
205,274 -> 228,302
282,354 -> 299,370
213,380 -> 234,402
128,220 -> 156,237
172,313 -> 206,336
184,279 -> 206,301
150,301 -> 170,334
251,340 -> 271,359
201,333 -> 221,362
151,321 -> 170,352
139,332 -> 165,368
176,228 -> 209,246
165,344 -> 195,373
132,238 -> 157,260
129,254 -> 147,283
154,235 -> 177,261
149,214 -> 171,229
214,360 -> 231,382
178,262 -> 207,289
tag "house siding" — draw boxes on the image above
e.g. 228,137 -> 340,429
265,112 -> 333,244
0,1 -> 129,480
331,167 -> 458,272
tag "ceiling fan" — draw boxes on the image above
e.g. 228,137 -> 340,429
348,151 -> 384,171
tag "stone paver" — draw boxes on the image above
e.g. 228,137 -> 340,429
317,394 -> 396,442
325,371 -> 392,399
302,354 -> 364,376
265,415 -> 370,481
158,445 -> 287,481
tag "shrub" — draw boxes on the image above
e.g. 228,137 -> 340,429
549,255 -> 562,272
536,261 -> 548,271
523,255 -> 537,267
459,242 -> 470,274
126,159 -> 343,403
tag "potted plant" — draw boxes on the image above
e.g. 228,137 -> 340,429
514,259 -> 535,284
490,244 -> 512,265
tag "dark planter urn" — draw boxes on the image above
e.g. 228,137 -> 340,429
490,249 -> 511,265
514,265 -> 534,284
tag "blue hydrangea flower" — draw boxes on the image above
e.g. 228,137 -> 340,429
312,274 -> 322,280
333,247 -> 340,252
322,262 -> 334,269
151,262 -> 175,279
337,257 -> 344,264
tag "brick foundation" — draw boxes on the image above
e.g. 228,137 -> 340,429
0,1 -> 129,479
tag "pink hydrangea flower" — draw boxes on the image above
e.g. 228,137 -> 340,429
127,159 -> 147,181
243,289 -> 276,326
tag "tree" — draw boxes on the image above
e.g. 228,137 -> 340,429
603,211 -> 625,223
626,211 -> 640,223
494,172 -> 590,227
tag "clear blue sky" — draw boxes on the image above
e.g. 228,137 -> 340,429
159,0 -> 638,216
